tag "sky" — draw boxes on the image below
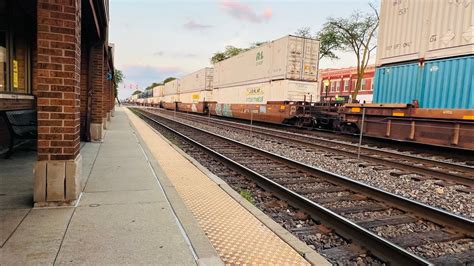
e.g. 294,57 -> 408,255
109,0 -> 377,99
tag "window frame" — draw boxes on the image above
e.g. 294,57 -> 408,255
361,78 -> 367,91
343,79 -> 349,92
0,5 -> 32,95
0,30 -> 9,93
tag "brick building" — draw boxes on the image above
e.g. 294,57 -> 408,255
319,65 -> 375,103
0,0 -> 115,205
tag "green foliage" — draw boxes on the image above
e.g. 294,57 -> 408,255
294,27 -> 340,60
145,82 -> 162,91
315,27 -> 341,60
210,52 -> 227,64
294,26 -> 312,38
211,46 -> 246,64
113,69 -> 124,97
163,77 -> 176,84
239,189 -> 254,205
210,43 -> 266,64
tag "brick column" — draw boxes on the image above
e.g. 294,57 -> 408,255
34,0 -> 83,206
103,57 -> 110,129
80,40 -> 89,140
89,43 -> 105,140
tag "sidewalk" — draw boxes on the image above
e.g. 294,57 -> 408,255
1,108 -> 219,265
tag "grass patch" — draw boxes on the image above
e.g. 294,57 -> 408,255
240,189 -> 254,205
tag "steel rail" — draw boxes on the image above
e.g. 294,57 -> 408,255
152,108 -> 474,187
134,108 -> 473,265
133,109 -> 431,266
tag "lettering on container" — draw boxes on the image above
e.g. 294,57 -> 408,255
246,87 -> 264,103
192,93 -> 200,103
256,51 -> 264,66
398,7 -> 408,15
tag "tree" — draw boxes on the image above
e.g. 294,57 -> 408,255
211,46 -> 247,64
249,42 -> 267,49
145,82 -> 161,91
322,4 -> 379,101
294,27 -> 341,60
113,69 -> 124,99
295,27 -> 312,38
210,52 -> 226,64
315,27 -> 341,60
163,77 -> 176,84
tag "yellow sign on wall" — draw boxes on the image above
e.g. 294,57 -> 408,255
13,60 -> 18,88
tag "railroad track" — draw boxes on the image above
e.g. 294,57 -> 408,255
132,108 -> 473,265
149,108 -> 474,187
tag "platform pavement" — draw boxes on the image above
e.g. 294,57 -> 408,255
126,107 -> 330,266
1,108 -> 221,265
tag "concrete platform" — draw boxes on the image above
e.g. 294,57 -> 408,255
0,108 -> 220,265
125,108 -> 330,265
1,107 -> 329,265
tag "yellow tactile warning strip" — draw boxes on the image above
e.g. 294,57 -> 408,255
125,108 -> 310,265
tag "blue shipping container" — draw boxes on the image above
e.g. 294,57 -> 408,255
373,55 -> 473,109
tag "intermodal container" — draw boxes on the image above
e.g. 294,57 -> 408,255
179,90 -> 214,103
213,35 -> 320,88
376,0 -> 473,66
373,55 -> 473,109
163,79 -> 180,96
213,80 -> 319,104
153,85 -> 164,97
180,68 -> 214,93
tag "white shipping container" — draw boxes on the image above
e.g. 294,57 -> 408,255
179,90 -> 214,103
150,97 -> 161,104
162,94 -> 180,103
153,85 -> 164,97
425,0 -> 473,60
163,79 -> 180,96
214,35 -> 320,88
213,80 -> 319,104
376,0 -> 474,66
180,68 -> 214,93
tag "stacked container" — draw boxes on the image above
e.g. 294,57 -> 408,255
163,79 -> 180,96
180,67 -> 214,93
213,35 -> 320,103
374,0 -> 473,109
179,67 -> 214,103
153,85 -> 164,97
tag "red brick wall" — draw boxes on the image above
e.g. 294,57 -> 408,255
80,40 -> 89,139
90,44 -> 104,124
102,57 -> 109,117
36,0 -> 81,161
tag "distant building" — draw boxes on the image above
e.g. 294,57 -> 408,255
319,65 -> 375,103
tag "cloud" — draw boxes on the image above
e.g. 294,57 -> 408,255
152,51 -> 197,58
183,20 -> 213,30
219,0 -> 273,23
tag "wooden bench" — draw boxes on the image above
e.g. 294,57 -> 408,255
2,109 -> 37,158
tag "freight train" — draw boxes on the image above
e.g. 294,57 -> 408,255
132,0 -> 473,150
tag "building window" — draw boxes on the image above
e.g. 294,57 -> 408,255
335,81 -> 341,92
361,78 -> 367,91
351,80 -> 356,91
0,1 -> 32,95
330,81 -> 336,92
343,79 -> 349,92
368,78 -> 373,91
